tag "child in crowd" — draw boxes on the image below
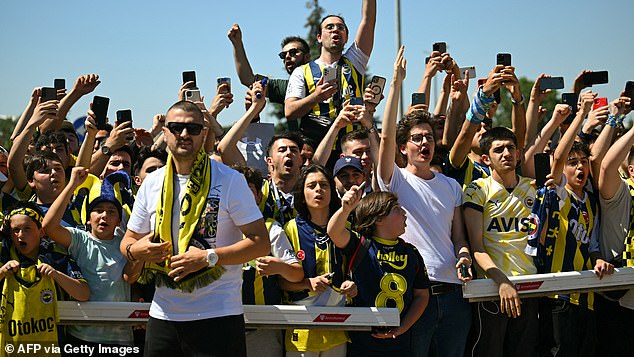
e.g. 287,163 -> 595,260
42,167 -> 138,348
328,189 -> 430,356
0,202 -> 89,353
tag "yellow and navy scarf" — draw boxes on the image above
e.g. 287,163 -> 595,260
139,148 -> 225,292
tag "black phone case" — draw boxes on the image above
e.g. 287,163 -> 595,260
497,53 -> 511,66
92,96 -> 110,130
534,153 -> 550,188
412,93 -> 426,105
116,110 -> 132,124
41,87 -> 57,102
540,77 -> 564,90
433,42 -> 446,53
54,79 -> 65,90
182,71 -> 197,88
583,71 -> 608,86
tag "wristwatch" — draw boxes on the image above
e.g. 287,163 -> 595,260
101,145 -> 113,156
206,249 -> 218,267
511,94 -> 525,106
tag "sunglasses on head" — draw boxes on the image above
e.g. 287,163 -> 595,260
166,122 -> 204,136
278,48 -> 303,60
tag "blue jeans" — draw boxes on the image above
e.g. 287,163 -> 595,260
410,286 -> 471,357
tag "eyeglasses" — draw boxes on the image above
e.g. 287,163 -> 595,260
324,23 -> 346,31
278,48 -> 303,59
166,122 -> 204,136
408,133 -> 434,146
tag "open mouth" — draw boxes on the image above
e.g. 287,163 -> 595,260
283,159 -> 294,170
576,172 -> 585,182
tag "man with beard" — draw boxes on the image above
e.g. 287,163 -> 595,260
285,0 -> 376,146
260,132 -> 304,225
228,24 -> 311,111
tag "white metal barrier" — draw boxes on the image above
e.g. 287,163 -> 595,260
462,267 -> 634,302
57,302 -> 400,331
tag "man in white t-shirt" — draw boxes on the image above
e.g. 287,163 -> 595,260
120,100 -> 269,357
377,48 -> 472,357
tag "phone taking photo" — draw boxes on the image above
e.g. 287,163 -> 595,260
582,71 -> 609,86
366,76 -> 386,104
41,87 -> 57,102
92,96 -> 110,130
412,93 -> 426,106
217,77 -> 231,94
539,77 -> 564,90
432,42 -> 446,54
116,109 -> 133,125
350,97 -> 364,106
561,93 -> 578,124
184,89 -> 202,103
496,53 -> 512,67
322,67 -> 337,83
593,97 -> 608,111
54,78 -> 65,90
534,153 -> 551,188
459,66 -> 477,79
182,71 -> 197,89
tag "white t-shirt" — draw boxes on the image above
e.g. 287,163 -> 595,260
285,42 -> 370,100
269,220 -> 298,264
378,163 -> 463,284
127,159 -> 263,321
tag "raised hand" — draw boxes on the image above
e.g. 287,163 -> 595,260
73,74 -> 101,96
227,23 -> 243,45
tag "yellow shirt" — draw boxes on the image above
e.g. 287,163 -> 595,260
464,176 -> 537,276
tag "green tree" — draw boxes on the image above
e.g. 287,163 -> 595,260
493,77 -> 560,131
0,116 -> 18,149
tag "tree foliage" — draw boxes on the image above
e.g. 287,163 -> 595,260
0,116 -> 17,149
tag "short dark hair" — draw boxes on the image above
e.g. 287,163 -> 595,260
318,15 -> 349,35
281,36 -> 310,54
26,152 -> 63,181
569,141 -> 590,159
353,192 -> 400,239
396,111 -> 435,147
293,164 -> 340,221
266,132 -> 304,157
300,134 -> 317,150
134,147 -> 167,176
341,129 -> 369,150
36,131 -> 69,155
112,144 -> 135,164
232,164 -> 263,189
167,100 -> 204,123
479,127 -> 517,155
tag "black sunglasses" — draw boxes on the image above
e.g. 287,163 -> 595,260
278,48 -> 303,60
166,122 -> 204,136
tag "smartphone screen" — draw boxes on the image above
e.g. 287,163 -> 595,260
497,53 -> 512,66
411,93 -> 426,106
624,81 -> 634,99
583,71 -> 609,86
540,77 -> 564,90
41,87 -> 57,102
432,42 -> 446,53
116,109 -> 132,125
217,77 -> 232,94
350,97 -> 364,106
534,153 -> 550,188
92,96 -> 110,130
182,71 -> 197,88
54,79 -> 65,90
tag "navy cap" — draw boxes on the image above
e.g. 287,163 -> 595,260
333,156 -> 364,177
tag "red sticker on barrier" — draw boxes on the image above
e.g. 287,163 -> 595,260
515,281 -> 544,291
313,314 -> 351,323
128,310 -> 150,318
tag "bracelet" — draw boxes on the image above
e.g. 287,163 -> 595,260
606,114 -> 625,128
510,94 -> 525,106
126,243 -> 137,262
368,126 -> 377,134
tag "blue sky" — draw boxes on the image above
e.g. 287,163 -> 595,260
1,0 -> 633,134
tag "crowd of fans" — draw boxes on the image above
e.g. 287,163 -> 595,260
1,0 -> 633,356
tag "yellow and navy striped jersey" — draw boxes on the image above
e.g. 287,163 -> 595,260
464,176 -> 537,277
302,58 -> 364,120
446,155 -> 490,190
530,185 -> 599,309
259,180 -> 295,226
242,219 -> 297,305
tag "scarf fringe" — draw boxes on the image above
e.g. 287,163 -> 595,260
138,266 -> 226,293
